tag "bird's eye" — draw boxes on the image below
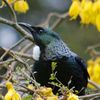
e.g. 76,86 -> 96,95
39,29 -> 44,33
37,27 -> 44,34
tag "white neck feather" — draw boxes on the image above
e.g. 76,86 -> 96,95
32,45 -> 40,61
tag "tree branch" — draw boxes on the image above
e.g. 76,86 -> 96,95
0,17 -> 33,41
39,12 -> 69,29
88,79 -> 100,89
79,93 -> 100,99
2,0 -> 17,22
0,36 -> 27,60
3,48 -> 33,59
0,59 -> 15,65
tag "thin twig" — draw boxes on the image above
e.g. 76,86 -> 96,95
39,12 -> 69,29
6,43 -> 33,74
79,93 -> 100,99
87,44 -> 100,57
0,17 -> 33,41
0,36 -> 27,61
0,59 -> 15,65
51,18 -> 63,30
3,48 -> 33,59
51,13 -> 69,30
0,75 -> 7,80
2,0 -> 17,22
19,84 -> 35,93
20,43 -> 33,53
88,79 -> 100,89
21,69 -> 40,88
87,44 -> 100,50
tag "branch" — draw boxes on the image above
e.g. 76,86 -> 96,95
20,43 -> 33,53
39,12 -> 69,29
51,12 -> 69,30
0,36 -> 27,60
0,17 -> 33,41
3,48 -> 33,59
87,44 -> 100,58
79,93 -> 100,99
89,49 -> 100,57
2,0 -> 17,22
51,18 -> 63,30
87,44 -> 100,50
88,79 -> 100,89
0,59 -> 15,65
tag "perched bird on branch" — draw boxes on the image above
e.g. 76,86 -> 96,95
19,23 -> 89,95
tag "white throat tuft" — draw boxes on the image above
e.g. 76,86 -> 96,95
32,45 -> 40,61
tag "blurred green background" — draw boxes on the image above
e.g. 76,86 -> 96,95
0,0 -> 100,60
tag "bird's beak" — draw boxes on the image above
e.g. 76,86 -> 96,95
18,22 -> 38,40
18,22 -> 36,33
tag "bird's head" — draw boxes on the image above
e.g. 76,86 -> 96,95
19,23 -> 60,48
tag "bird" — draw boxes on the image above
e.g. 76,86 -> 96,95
5,81 -> 21,100
19,22 -> 89,96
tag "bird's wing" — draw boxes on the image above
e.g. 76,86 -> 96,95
58,56 -> 89,82
75,56 -> 90,80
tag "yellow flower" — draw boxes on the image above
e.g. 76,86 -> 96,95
46,95 -> 58,100
2,0 -> 14,6
95,14 -> 100,31
68,0 -> 80,20
36,95 -> 43,100
87,82 -> 95,89
72,0 -> 79,1
87,59 -> 94,76
68,0 -> 100,31
38,87 -> 54,96
95,57 -> 100,64
7,0 -> 14,3
87,57 -> 100,88
81,0 -> 86,8
14,0 -> 29,13
80,0 -> 93,24
92,63 -> 100,83
27,84 -> 34,90
87,59 -> 94,66
91,0 -> 100,25
92,0 -> 100,14
88,65 -> 93,77
5,81 -> 21,100
67,93 -> 79,100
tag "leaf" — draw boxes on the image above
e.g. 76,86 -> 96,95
49,73 -> 56,80
51,62 -> 57,71
22,95 -> 33,100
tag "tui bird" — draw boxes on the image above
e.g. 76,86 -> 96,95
19,23 -> 89,96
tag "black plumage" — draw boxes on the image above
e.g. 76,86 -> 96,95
19,23 -> 89,95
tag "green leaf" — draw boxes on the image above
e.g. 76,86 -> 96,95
22,95 -> 33,100
51,62 -> 57,71
49,73 -> 56,80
